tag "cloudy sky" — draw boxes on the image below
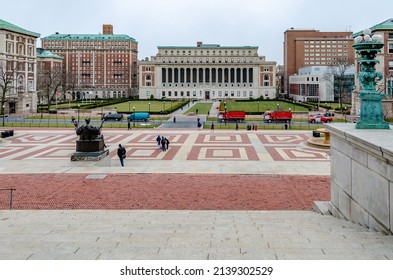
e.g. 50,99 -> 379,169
2,0 -> 392,64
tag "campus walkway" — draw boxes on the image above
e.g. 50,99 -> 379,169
1,128 -> 393,260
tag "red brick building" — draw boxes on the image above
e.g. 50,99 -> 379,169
41,25 -> 138,101
283,29 -> 354,95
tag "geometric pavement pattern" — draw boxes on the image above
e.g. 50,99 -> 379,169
0,130 -> 330,162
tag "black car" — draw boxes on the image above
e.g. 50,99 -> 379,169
102,113 -> 123,121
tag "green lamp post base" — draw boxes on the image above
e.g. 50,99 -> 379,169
355,93 -> 390,129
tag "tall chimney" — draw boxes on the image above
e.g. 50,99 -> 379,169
103,24 -> 113,35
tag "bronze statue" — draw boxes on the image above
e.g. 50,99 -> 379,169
76,118 -> 103,141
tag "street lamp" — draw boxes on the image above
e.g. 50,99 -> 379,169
101,100 -> 103,117
128,101 -> 131,113
257,101 -> 260,112
276,103 -> 279,111
2,105 -> 5,127
148,102 -> 151,113
133,106 -> 135,127
163,101 -> 165,111
344,106 -> 347,123
77,104 -> 80,124
40,103 -> 43,119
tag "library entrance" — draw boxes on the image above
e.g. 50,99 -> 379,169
204,90 -> 210,100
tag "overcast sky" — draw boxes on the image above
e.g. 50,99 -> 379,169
2,0 -> 392,64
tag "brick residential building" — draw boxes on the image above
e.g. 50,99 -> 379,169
139,42 -> 277,100
41,25 -> 138,101
0,18 -> 40,114
283,29 -> 354,97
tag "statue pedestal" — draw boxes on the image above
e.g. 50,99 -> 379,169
71,139 -> 109,161
76,139 -> 105,152
71,149 -> 109,161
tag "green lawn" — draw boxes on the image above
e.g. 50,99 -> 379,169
106,100 -> 182,113
185,103 -> 212,115
220,101 -> 309,112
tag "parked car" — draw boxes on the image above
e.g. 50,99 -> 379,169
308,113 -> 334,123
102,113 -> 123,121
127,112 -> 150,122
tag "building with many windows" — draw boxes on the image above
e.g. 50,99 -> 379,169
139,42 -> 276,100
289,66 -> 354,103
351,19 -> 393,116
0,18 -> 40,114
283,28 -> 354,95
41,25 -> 138,101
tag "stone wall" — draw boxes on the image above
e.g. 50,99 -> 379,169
326,123 -> 393,234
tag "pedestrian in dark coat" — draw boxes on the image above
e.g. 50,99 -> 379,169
127,119 -> 131,130
156,135 -> 161,147
161,137 -> 166,151
117,144 -> 126,167
165,137 -> 170,150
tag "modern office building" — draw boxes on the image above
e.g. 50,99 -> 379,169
351,18 -> 393,116
288,66 -> 354,103
139,42 -> 276,100
41,24 -> 138,101
283,29 -> 354,95
0,18 -> 40,114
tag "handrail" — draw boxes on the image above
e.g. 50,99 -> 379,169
0,188 -> 16,210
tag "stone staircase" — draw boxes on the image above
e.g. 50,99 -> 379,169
1,210 -> 393,260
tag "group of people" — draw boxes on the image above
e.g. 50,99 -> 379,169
156,135 -> 170,151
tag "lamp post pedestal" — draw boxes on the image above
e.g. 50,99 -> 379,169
353,31 -> 389,129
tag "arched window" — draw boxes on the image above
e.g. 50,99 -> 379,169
263,74 -> 270,87
146,74 -> 151,86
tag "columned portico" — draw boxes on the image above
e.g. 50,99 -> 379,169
139,43 -> 277,100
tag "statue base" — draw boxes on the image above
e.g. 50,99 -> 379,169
71,149 -> 109,161
76,139 -> 105,152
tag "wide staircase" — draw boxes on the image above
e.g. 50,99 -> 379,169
1,209 -> 392,260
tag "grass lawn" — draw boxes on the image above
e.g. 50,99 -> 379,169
220,100 -> 308,112
185,103 -> 212,115
108,100 -> 182,113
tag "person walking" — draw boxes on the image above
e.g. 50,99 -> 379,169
161,136 -> 166,151
117,144 -> 126,167
211,123 -> 214,132
156,135 -> 161,147
127,119 -> 131,130
165,137 -> 170,150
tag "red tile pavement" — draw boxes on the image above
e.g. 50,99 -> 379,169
0,173 -> 330,210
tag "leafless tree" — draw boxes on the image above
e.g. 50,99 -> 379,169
324,58 -> 354,110
37,64 -> 63,109
0,62 -> 16,116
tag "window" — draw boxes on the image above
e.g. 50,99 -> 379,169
389,61 -> 393,70
389,43 -> 393,54
7,42 -> 12,53
263,74 -> 270,87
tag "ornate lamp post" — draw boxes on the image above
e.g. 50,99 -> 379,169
133,106 -> 136,127
2,105 -> 5,127
148,102 -> 151,113
353,29 -> 389,129
77,104 -> 80,124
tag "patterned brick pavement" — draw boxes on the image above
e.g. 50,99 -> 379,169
0,129 -> 331,210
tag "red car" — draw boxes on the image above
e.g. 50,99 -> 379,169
308,113 -> 334,123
